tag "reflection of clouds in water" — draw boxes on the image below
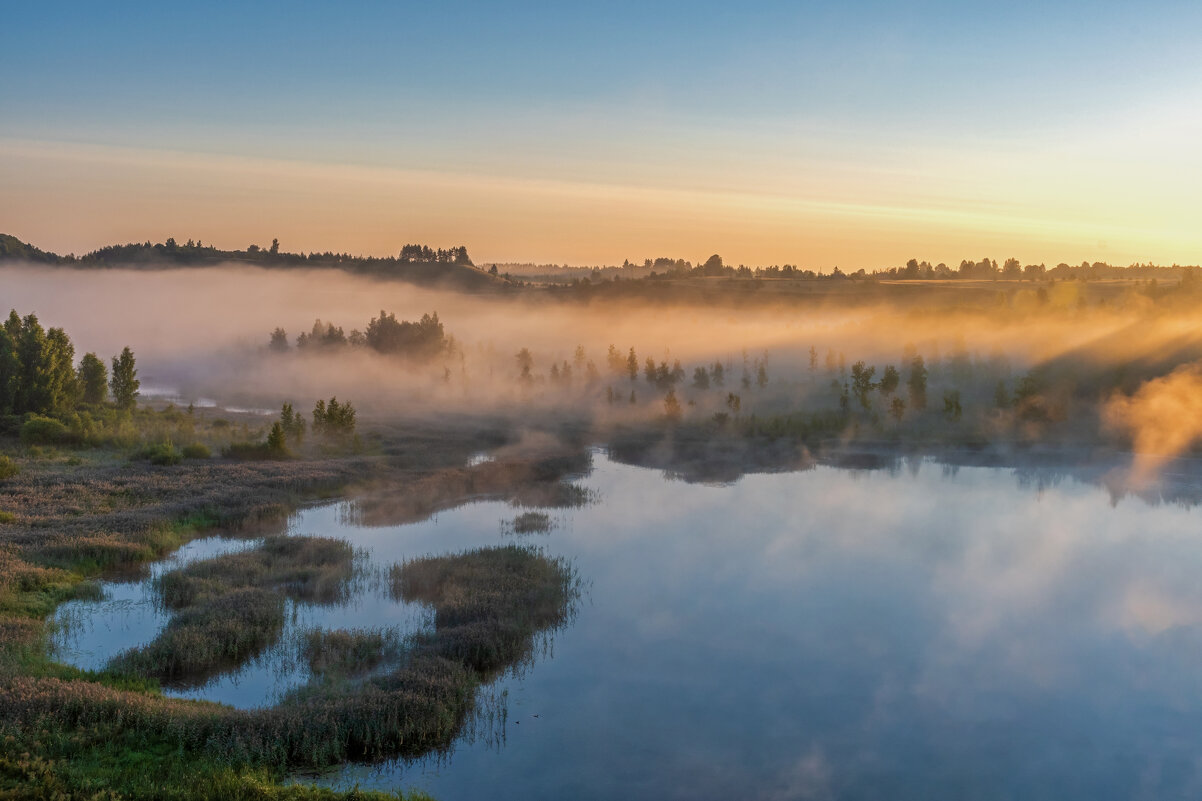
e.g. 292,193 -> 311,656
54,453 -> 1202,798
1117,582 -> 1202,635
761,747 -> 834,801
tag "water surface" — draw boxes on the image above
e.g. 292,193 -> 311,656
52,454 -> 1202,800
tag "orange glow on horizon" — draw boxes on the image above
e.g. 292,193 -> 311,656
1,137 -> 1199,269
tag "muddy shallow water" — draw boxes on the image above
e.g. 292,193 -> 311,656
52,453 -> 1202,800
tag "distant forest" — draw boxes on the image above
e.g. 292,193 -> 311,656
0,234 -> 499,291
2,233 -> 1198,289
497,253 -> 1202,284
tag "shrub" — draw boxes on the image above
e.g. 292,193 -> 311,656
140,441 -> 182,466
182,442 -> 211,459
20,415 -> 71,445
0,454 -> 18,480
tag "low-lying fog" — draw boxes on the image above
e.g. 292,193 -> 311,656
3,263 -> 1201,467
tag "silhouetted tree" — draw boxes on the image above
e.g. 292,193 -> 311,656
13,313 -> 47,413
267,422 -> 288,453
664,389 -> 682,420
890,396 -> 906,421
879,365 -> 900,396
313,397 -> 356,437
110,346 -> 139,411
0,324 -> 17,414
850,361 -> 876,410
78,353 -> 108,405
515,348 -> 533,384
269,328 -> 289,352
943,390 -> 962,421
907,355 -> 927,410
297,319 -> 347,349
365,311 -> 445,358
607,345 -> 625,375
280,402 -> 306,444
42,327 -> 79,415
692,366 -> 710,390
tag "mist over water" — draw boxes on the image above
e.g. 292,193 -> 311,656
2,264 -> 1192,412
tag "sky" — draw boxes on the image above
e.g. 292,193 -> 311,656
2,0 -> 1202,269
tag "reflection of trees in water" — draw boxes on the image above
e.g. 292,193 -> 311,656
337,451 -> 596,528
607,431 -> 1202,508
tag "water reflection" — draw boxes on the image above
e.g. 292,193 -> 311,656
52,453 -> 1202,799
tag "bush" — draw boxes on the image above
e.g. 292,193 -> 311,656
0,454 -> 18,480
182,442 -> 211,459
20,415 -> 71,445
140,441 -> 182,466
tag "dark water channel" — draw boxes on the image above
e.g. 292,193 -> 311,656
51,453 -> 1202,800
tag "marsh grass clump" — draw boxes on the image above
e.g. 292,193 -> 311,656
108,536 -> 355,686
108,587 -> 286,686
503,511 -> 554,535
392,544 -> 578,678
302,628 -> 402,678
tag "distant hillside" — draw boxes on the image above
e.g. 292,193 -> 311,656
0,233 -> 61,263
0,235 -> 510,293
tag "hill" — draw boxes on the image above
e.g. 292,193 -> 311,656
0,234 -> 509,293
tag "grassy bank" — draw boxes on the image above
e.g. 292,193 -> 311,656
0,413 -> 588,799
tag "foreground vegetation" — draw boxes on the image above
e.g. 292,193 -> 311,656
0,385 -> 592,799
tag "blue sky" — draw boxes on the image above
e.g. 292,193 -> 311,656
3,1 -> 1202,265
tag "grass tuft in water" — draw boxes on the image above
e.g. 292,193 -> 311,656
107,536 -> 355,687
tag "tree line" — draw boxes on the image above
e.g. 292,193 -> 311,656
270,311 -> 451,359
0,235 -> 502,292
0,310 -> 138,417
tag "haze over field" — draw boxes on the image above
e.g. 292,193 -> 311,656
7,262 -> 1202,481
